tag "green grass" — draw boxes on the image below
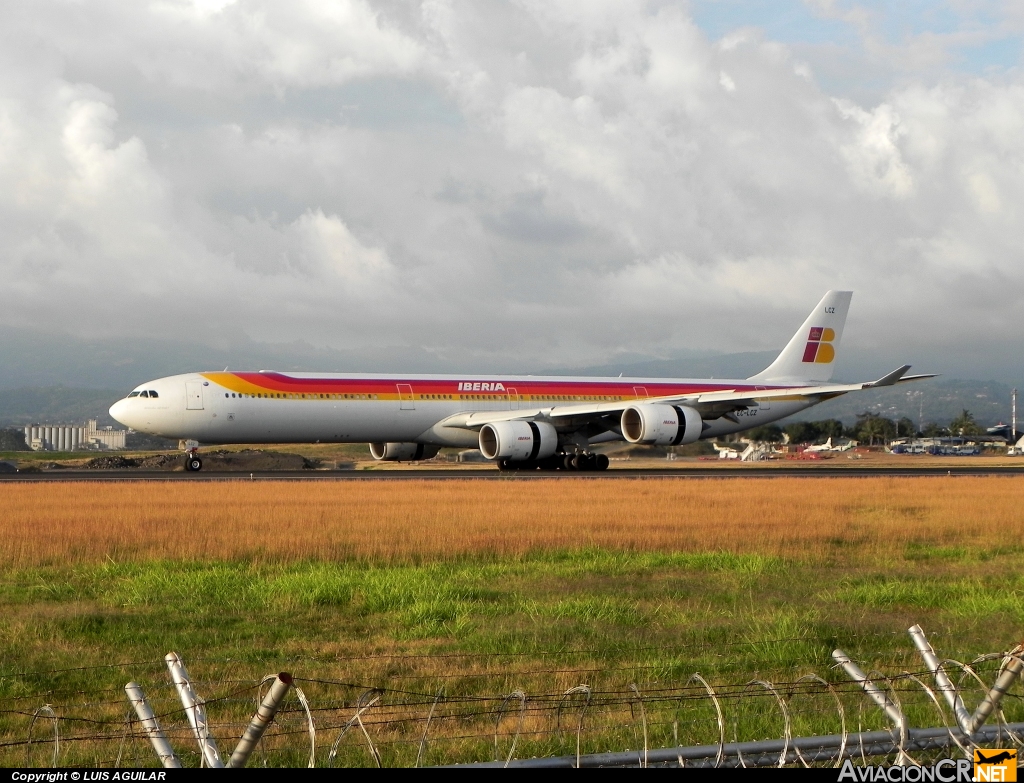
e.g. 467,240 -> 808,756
1,548 -> 1022,766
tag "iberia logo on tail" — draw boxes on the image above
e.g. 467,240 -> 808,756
802,327 -> 835,364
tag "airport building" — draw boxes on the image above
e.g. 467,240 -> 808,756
23,420 -> 127,451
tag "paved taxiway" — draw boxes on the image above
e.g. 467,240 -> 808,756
1,465 -> 1023,481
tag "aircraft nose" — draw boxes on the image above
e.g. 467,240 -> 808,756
109,399 -> 132,428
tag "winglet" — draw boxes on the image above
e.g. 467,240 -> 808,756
867,365 -> 911,388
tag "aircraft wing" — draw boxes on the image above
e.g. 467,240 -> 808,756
439,367 -> 936,432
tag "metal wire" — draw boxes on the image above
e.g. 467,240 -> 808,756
25,704 -> 60,767
4,636 -> 1023,768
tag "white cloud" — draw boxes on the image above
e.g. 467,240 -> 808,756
834,99 -> 914,198
288,209 -> 394,284
0,0 -> 1022,380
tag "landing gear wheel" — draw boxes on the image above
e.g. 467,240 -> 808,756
186,456 -> 203,472
595,453 -> 610,471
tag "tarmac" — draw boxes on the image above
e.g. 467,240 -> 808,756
2,465 -> 1023,481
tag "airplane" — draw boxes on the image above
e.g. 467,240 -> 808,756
803,437 -> 834,453
109,290 -> 934,472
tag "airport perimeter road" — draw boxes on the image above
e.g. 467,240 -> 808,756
2,465 -> 1024,481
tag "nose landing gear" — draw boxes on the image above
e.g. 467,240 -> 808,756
184,448 -> 203,472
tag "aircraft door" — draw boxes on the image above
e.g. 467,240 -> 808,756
397,384 -> 415,410
185,382 -> 204,410
507,387 -> 519,410
633,386 -> 649,399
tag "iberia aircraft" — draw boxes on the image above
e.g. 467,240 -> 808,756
109,291 -> 932,472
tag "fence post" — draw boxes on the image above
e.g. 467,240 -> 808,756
165,652 -> 224,768
832,650 -> 905,729
969,653 -> 1024,733
908,625 -> 973,734
227,673 -> 293,768
124,682 -> 182,768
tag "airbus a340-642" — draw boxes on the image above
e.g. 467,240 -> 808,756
109,291 -> 932,471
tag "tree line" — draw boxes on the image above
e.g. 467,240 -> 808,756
746,409 -> 984,446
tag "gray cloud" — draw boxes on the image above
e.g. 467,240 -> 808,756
0,0 -> 1022,381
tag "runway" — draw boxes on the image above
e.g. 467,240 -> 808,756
2,465 -> 1023,481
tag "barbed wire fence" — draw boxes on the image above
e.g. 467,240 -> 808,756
2,625 -> 1022,768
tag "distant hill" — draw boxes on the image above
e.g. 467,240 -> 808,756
0,323 -> 1017,431
0,377 -> 1013,432
785,378 -> 1016,429
0,387 -> 123,428
546,356 -> 1015,428
0,324 -> 509,391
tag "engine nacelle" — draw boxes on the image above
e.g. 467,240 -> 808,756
368,442 -> 441,461
620,404 -> 703,446
478,420 -> 558,462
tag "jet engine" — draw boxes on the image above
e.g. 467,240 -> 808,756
369,442 -> 441,461
478,420 -> 558,462
620,404 -> 702,446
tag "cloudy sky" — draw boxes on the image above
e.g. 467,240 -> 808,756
2,0 -> 1023,379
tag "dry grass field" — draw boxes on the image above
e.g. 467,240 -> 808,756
2,476 -> 1024,765
0,476 -> 1022,565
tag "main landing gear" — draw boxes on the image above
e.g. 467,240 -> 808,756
184,448 -> 203,472
497,453 -> 610,472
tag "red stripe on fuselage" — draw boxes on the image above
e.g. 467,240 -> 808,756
224,372 -> 778,397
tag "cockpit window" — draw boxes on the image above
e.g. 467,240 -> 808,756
140,391 -> 150,398
128,391 -> 140,398
148,390 -> 159,398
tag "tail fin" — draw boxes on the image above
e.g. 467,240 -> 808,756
748,291 -> 853,384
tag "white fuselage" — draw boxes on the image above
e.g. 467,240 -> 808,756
109,370 -> 815,448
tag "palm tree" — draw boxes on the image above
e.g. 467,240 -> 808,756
856,413 -> 894,446
949,409 -> 981,437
